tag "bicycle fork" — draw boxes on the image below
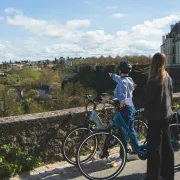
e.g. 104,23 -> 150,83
99,134 -> 112,159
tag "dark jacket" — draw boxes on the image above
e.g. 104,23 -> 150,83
144,73 -> 173,120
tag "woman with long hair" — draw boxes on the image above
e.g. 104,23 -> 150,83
144,52 -> 174,180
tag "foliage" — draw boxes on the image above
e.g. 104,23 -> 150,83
0,144 -> 42,177
38,69 -> 61,85
68,96 -> 85,108
0,57 -> 151,118
0,85 -> 24,117
71,55 -> 151,66
25,89 -> 39,99
16,69 -> 41,79
41,82 -> 96,111
63,82 -> 96,97
172,102 -> 180,110
5,70 -> 41,86
21,98 -> 44,114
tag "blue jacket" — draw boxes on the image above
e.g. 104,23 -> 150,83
112,74 -> 136,102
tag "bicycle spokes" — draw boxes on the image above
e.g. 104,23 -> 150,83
77,132 -> 127,180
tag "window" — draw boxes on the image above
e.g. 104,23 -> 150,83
177,45 -> 178,54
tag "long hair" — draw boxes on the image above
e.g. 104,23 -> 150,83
148,52 -> 167,84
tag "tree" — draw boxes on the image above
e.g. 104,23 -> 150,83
59,59 -> 65,65
54,58 -> 58,64
46,59 -> 50,64
0,85 -> 23,117
43,61 -> 47,68
21,98 -> 44,114
26,89 -> 39,99
38,69 -> 61,85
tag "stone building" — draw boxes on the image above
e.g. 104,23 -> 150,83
161,22 -> 180,65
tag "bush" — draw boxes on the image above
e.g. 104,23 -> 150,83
0,144 -> 42,177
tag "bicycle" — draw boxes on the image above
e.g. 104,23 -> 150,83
76,98 -> 180,180
62,94 -> 112,165
62,94 -> 148,165
170,110 -> 180,170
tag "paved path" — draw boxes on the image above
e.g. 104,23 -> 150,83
9,154 -> 180,180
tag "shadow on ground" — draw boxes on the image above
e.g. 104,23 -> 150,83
14,159 -> 180,180
18,165 -> 146,180
116,173 -> 146,180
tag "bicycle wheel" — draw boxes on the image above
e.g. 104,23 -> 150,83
76,130 -> 127,180
62,126 -> 97,165
169,124 -> 180,169
134,120 -> 148,144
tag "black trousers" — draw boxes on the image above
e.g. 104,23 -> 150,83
146,116 -> 174,180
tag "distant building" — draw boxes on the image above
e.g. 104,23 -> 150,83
56,60 -> 72,67
47,64 -> 55,69
9,64 -> 24,70
161,22 -> 180,65
64,61 -> 72,66
38,85 -> 52,98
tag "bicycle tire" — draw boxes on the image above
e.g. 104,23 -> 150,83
76,129 -> 127,180
62,126 -> 97,165
134,120 -> 148,144
169,124 -> 180,169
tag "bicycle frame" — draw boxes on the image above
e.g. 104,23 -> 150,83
85,95 -> 111,129
112,111 -> 148,157
90,110 -> 105,129
170,111 -> 180,152
112,110 -> 180,159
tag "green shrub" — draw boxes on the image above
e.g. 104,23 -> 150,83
0,144 -> 42,177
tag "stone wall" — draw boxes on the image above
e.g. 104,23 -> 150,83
0,93 -> 180,166
69,64 -> 180,108
68,64 -> 180,96
0,104 -> 112,164
167,65 -> 180,93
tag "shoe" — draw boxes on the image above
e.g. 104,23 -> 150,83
108,158 -> 122,167
99,151 -> 109,159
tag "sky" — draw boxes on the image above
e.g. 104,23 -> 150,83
0,0 -> 180,61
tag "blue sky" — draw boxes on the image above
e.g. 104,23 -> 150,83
0,0 -> 180,61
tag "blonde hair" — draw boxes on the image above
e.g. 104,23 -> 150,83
148,52 -> 167,84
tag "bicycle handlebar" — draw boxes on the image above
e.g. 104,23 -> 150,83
84,94 -> 96,111
84,93 -> 115,111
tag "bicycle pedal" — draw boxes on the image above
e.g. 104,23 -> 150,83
129,151 -> 137,155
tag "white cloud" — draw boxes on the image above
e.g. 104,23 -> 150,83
0,16 -> 3,21
1,11 -> 180,60
6,15 -> 73,39
5,7 -> 22,14
66,19 -> 91,29
6,13 -> 91,39
0,38 -> 86,60
112,13 -> 124,18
